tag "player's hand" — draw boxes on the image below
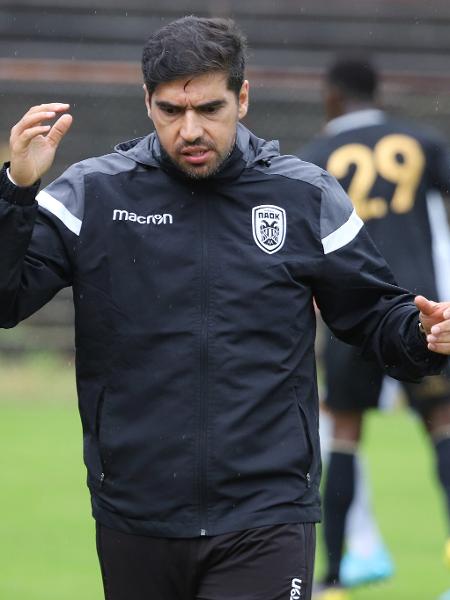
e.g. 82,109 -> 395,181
415,295 -> 450,354
9,103 -> 73,187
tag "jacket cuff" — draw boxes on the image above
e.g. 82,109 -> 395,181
0,163 -> 40,206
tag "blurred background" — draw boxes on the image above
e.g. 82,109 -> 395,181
1,1 -> 450,598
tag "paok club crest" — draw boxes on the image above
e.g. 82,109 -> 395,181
252,205 -> 286,254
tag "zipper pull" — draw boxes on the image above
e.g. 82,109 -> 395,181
100,472 -> 105,486
306,472 -> 311,488
200,529 -> 207,536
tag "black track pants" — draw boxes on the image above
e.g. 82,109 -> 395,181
96,521 -> 315,600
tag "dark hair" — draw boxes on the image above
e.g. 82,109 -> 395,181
142,16 -> 247,96
327,58 -> 378,101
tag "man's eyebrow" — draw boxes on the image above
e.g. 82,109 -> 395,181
197,99 -> 227,110
155,99 -> 227,111
155,100 -> 182,110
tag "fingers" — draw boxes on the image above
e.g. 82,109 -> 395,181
427,339 -> 450,353
27,103 -> 70,114
20,125 -> 52,142
414,295 -> 438,316
46,113 -> 73,147
8,103 -> 72,186
415,297 -> 450,347
11,104 -> 71,144
429,322 -> 450,340
427,311 -> 450,354
11,112 -> 54,150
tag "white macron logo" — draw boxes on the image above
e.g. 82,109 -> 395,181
290,578 -> 302,599
113,209 -> 173,225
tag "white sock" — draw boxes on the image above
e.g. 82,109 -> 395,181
345,454 -> 385,557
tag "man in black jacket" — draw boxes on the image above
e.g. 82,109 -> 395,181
2,17 -> 450,600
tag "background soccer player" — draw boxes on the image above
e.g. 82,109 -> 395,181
300,58 -> 450,599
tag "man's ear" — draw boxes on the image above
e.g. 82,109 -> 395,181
238,80 -> 249,120
143,84 -> 152,119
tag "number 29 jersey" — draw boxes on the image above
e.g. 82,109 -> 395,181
299,109 -> 450,299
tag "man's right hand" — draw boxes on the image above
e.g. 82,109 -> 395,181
9,103 -> 73,187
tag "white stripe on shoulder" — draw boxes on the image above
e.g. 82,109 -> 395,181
36,190 -> 82,236
321,209 -> 363,254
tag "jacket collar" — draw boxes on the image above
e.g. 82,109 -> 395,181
325,109 -> 386,136
114,123 -> 280,182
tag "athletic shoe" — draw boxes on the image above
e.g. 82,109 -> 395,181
444,539 -> 450,569
312,581 -> 349,600
340,546 -> 394,587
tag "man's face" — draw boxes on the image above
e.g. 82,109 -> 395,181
145,72 -> 249,179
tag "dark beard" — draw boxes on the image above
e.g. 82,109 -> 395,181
159,140 -> 235,180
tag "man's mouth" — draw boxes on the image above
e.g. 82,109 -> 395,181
180,147 -> 212,165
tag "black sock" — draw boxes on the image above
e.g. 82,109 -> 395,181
323,450 -> 355,584
435,436 -> 450,532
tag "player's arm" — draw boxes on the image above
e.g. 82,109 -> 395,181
0,104 -> 76,328
312,172 -> 447,381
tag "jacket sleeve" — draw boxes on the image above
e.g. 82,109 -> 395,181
312,172 -> 447,381
0,163 -> 82,328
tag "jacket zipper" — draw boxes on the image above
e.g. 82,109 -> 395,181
199,196 -> 209,536
296,399 -> 314,488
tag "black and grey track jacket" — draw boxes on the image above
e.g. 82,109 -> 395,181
0,124 -> 444,537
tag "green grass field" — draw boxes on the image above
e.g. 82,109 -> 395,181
0,355 -> 449,599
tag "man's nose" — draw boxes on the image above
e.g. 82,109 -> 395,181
180,110 -> 203,142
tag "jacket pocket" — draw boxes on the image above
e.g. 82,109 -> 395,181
95,388 -> 107,487
294,393 -> 316,489
84,387 -> 108,491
